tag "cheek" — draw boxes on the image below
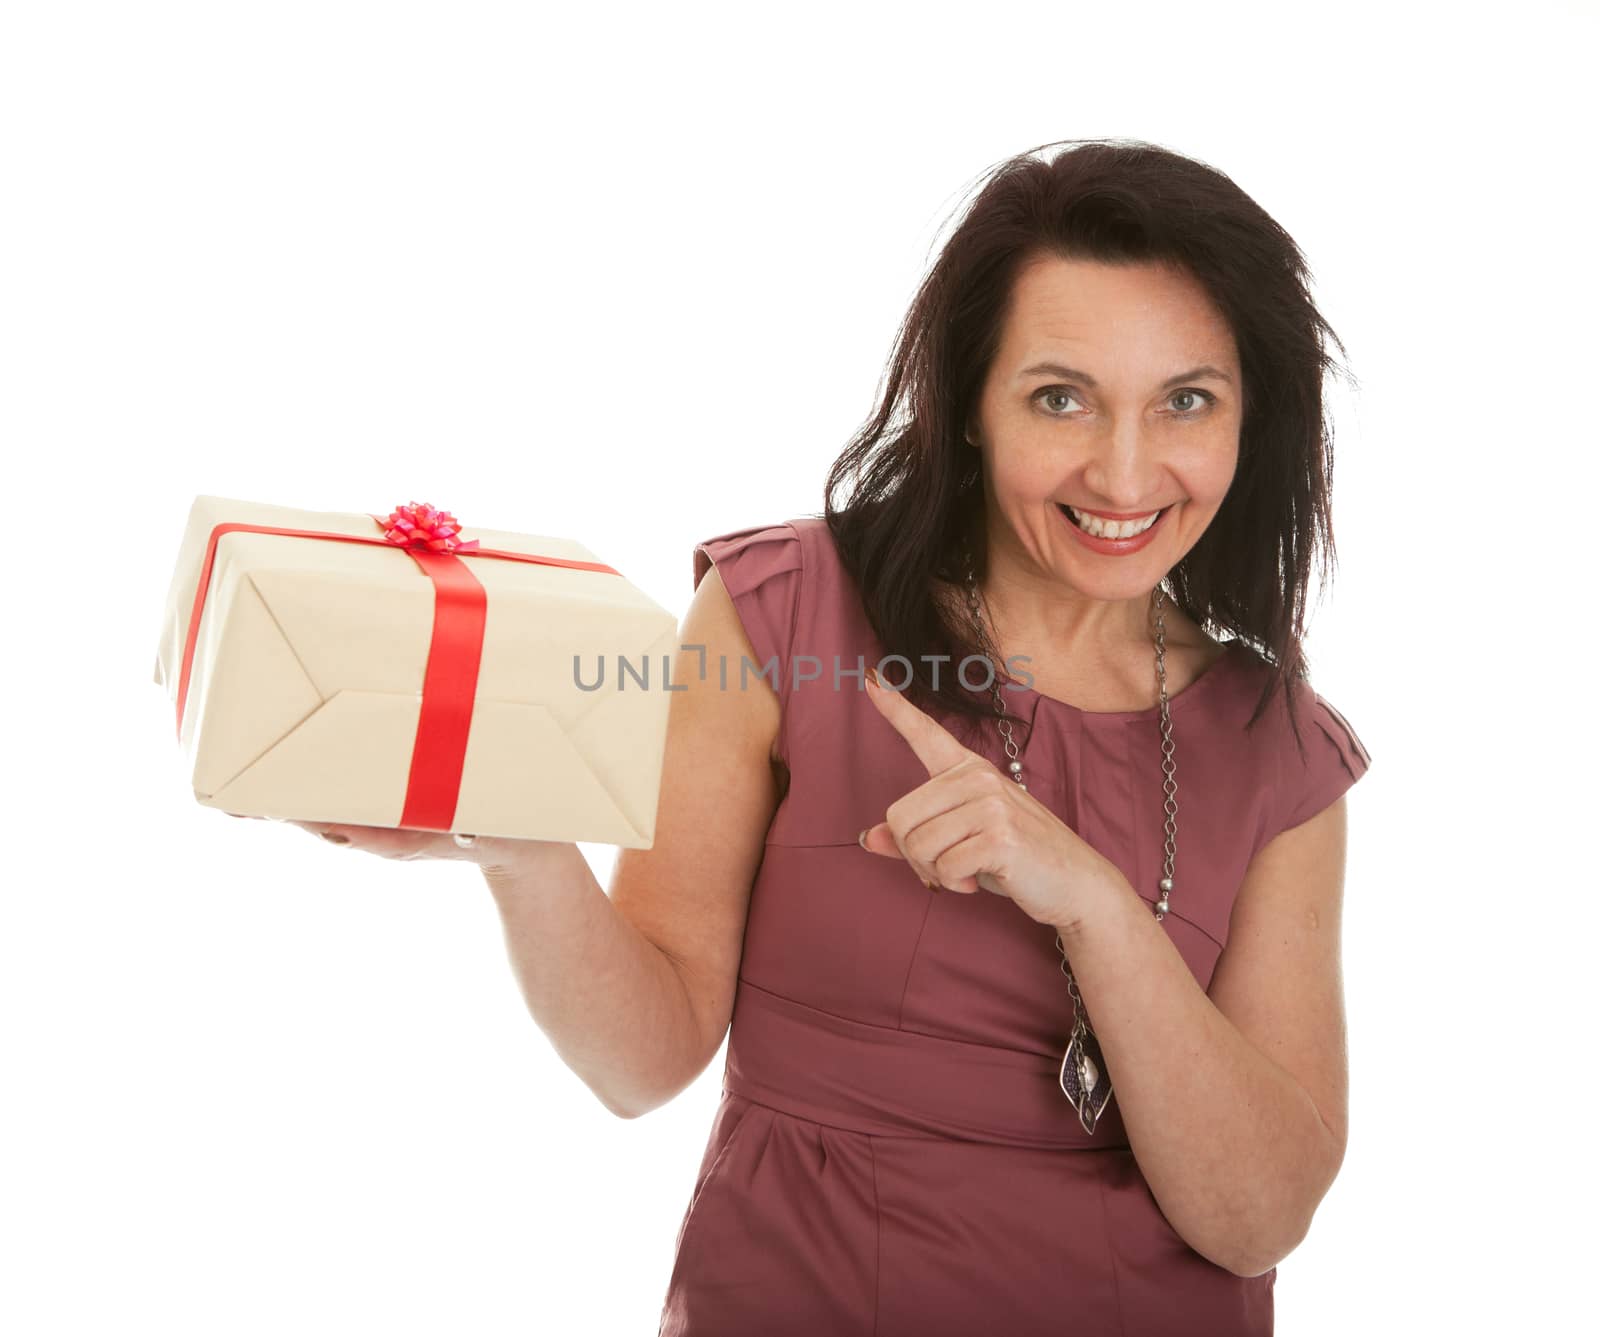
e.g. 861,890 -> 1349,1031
987,450 -> 1059,498
1184,442 -> 1240,504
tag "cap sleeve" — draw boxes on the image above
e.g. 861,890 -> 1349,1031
1267,680 -> 1374,839
692,521 -> 805,757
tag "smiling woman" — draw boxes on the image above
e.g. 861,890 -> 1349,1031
823,138 -> 1351,752
648,137 -> 1373,1337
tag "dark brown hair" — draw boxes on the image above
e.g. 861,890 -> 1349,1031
818,136 -> 1357,758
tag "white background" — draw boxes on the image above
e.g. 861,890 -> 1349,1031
5,1 -> 1593,1332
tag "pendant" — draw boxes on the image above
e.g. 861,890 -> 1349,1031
1059,1011 -> 1114,1135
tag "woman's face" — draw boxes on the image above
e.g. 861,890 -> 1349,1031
969,254 -> 1243,612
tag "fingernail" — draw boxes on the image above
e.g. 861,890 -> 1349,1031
865,665 -> 880,688
322,832 -> 350,845
857,828 -> 868,849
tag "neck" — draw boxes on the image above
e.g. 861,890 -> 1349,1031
962,538 -> 1160,663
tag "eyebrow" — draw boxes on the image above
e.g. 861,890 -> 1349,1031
1017,361 -> 1234,391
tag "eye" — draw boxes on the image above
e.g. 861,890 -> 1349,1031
1033,387 -> 1086,417
1168,388 -> 1217,415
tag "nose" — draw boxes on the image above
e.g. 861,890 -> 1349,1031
1080,423 -> 1167,512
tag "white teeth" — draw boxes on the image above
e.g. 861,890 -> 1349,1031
1066,505 -> 1162,539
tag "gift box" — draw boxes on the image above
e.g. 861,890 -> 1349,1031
153,495 -> 679,848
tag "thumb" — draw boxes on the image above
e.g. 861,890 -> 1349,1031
851,825 -> 902,857
858,822 -> 902,859
857,820 -> 981,895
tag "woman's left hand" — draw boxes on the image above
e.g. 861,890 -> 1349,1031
858,671 -> 1126,934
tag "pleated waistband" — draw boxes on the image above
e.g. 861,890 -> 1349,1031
723,979 -> 1129,1151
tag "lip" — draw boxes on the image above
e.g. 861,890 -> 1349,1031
1064,504 -> 1168,521
1057,502 -> 1171,554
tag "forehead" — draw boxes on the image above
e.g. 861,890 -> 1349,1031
997,255 -> 1237,366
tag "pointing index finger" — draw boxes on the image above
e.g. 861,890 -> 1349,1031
864,669 -> 973,776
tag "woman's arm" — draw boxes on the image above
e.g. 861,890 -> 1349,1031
483,564 -> 783,1119
1052,797 -> 1352,1277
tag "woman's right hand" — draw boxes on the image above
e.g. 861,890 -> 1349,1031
223,812 -> 571,877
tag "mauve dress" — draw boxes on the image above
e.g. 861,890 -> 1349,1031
657,517 -> 1373,1337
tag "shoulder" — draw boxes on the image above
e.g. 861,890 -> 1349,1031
689,519 -> 836,771
1252,664 -> 1374,843
688,520 -> 818,714
1278,674 -> 1371,790
692,519 -> 805,591
688,518 -> 825,591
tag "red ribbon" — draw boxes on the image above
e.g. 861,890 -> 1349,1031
174,502 -> 621,832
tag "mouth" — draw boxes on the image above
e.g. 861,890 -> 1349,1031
1057,502 -> 1171,541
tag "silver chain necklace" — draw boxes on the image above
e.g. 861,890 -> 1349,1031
959,541 -> 1178,1136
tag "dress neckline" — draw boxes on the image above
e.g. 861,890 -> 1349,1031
995,637 -> 1249,723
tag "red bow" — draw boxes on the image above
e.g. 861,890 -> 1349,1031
379,501 -> 482,553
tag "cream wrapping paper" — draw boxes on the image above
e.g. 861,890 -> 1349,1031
153,495 -> 679,847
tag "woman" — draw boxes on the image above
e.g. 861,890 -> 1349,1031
299,138 -> 1372,1336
